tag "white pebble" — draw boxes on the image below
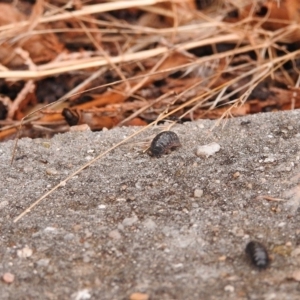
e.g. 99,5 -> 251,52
224,285 -> 234,292
143,218 -> 157,230
2,272 -> 14,284
36,258 -> 50,267
44,227 -> 58,233
233,172 -> 240,178
46,168 -> 58,175
0,200 -> 8,210
196,142 -> 220,158
17,246 -> 33,258
292,270 -> 300,281
108,230 -> 121,240
291,247 -> 300,257
264,293 -> 277,300
264,156 -> 275,163
122,215 -> 138,227
194,189 -> 203,198
71,289 -> 91,300
64,233 -> 75,241
85,156 -> 94,161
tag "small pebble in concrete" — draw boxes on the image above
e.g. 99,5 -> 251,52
196,142 -> 220,158
85,156 -> 94,161
233,172 -> 240,178
121,185 -> 127,191
23,166 -> 33,173
129,292 -> 149,300
108,230 -> 121,240
291,247 -> 300,257
278,222 -> 286,228
70,124 -> 91,132
264,156 -> 275,163
64,233 -> 75,241
291,270 -> 300,281
44,227 -> 58,234
2,272 -> 15,284
224,285 -> 234,292
46,168 -> 58,175
0,200 -> 8,210
143,218 -> 157,230
36,258 -> 50,267
264,293 -> 277,300
218,255 -> 227,261
17,245 -> 33,258
71,289 -> 91,300
194,189 -> 203,198
122,215 -> 138,227
42,142 -> 51,148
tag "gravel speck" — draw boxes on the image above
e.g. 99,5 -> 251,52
224,285 -> 234,292
0,200 -> 8,210
196,142 -> 220,157
108,230 -> 121,240
194,189 -> 203,198
2,273 -> 15,284
291,270 -> 300,282
43,227 -> 58,234
71,289 -> 91,300
129,292 -> 149,300
143,218 -> 157,230
291,247 -> 300,257
36,259 -> 50,267
17,246 -> 33,258
64,233 -> 75,241
122,215 -> 138,227
46,168 -> 58,175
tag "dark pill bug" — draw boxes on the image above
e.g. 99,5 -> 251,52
245,241 -> 270,269
148,131 -> 181,158
62,108 -> 80,126
240,120 -> 251,126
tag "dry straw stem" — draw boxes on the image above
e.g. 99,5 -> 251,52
256,195 -> 286,202
0,0 -> 165,33
0,33 -> 242,79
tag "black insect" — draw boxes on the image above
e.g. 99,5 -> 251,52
62,108 -> 80,126
245,241 -> 270,269
240,120 -> 251,126
148,131 -> 181,158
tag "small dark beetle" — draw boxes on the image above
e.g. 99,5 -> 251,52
148,131 -> 181,158
245,241 -> 270,269
62,108 -> 80,126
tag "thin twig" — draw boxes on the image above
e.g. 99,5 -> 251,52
256,195 -> 286,202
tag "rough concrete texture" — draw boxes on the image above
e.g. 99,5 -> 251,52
1,110 -> 300,300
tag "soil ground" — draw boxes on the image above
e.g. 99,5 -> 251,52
1,110 -> 300,300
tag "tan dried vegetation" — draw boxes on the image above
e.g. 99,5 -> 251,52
0,0 -> 299,143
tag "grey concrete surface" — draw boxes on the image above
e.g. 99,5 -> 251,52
0,110 -> 300,300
